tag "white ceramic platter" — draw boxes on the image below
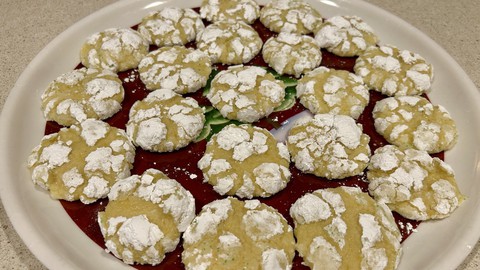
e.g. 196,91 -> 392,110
1,0 -> 480,269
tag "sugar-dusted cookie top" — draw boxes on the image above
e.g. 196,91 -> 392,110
315,15 -> 378,57
27,119 -> 135,204
80,28 -> 149,72
98,169 -> 195,265
290,186 -> 402,270
287,114 -> 371,179
196,21 -> 263,65
372,96 -> 458,153
296,66 -> 370,119
206,65 -> 285,123
198,124 -> 291,198
262,33 -> 322,78
126,89 -> 205,153
138,46 -> 212,94
354,45 -> 434,96
200,0 -> 260,24
182,197 -> 295,270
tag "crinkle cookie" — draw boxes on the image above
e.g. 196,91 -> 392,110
287,114 -> 371,179
200,0 -> 260,24
98,169 -> 195,265
126,89 -> 205,153
41,67 -> 124,126
138,46 -> 212,94
198,124 -> 291,198
315,15 -> 379,57
372,96 -> 458,153
137,7 -> 204,47
196,21 -> 263,65
262,33 -> 322,78
260,0 -> 323,34
354,45 -> 434,96
182,197 -> 295,270
27,119 -> 135,204
367,145 -> 464,220
80,28 -> 149,72
290,186 -> 402,270
296,66 -> 370,119
206,65 -> 285,123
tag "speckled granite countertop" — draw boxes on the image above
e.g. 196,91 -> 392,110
0,0 -> 479,269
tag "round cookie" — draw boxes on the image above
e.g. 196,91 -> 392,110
286,114 -> 371,179
206,65 -> 285,123
137,7 -> 204,47
98,169 -> 195,265
126,88 -> 205,153
354,45 -> 434,96
41,67 -> 124,126
262,33 -> 322,78
260,0 -> 323,34
196,21 -> 263,65
290,186 -> 402,270
198,124 -> 291,198
367,145 -> 464,220
315,15 -> 379,57
296,66 -> 370,119
200,0 -> 260,24
80,28 -> 149,72
138,46 -> 212,94
27,119 -> 135,204
182,197 -> 295,270
372,96 -> 458,153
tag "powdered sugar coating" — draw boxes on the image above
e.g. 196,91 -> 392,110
196,21 -> 263,64
315,15 -> 378,57
27,119 -> 135,204
260,0 -> 323,34
137,7 -> 204,47
290,186 -> 402,270
354,45 -> 434,96
182,197 -> 295,270
296,66 -> 370,119
138,46 -> 212,94
80,28 -> 149,72
287,114 -> 371,179
262,33 -> 322,78
41,67 -> 124,126
372,96 -> 458,153
200,0 -> 260,24
367,145 -> 464,220
198,124 -> 291,198
206,65 -> 285,123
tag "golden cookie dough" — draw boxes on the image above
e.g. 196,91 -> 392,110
372,96 -> 458,153
198,124 -> 291,198
27,119 -> 135,204
182,197 -> 295,270
260,0 -> 323,34
206,65 -> 285,123
200,0 -> 260,24
287,114 -> 371,179
262,33 -> 322,78
138,46 -> 212,94
290,186 -> 402,270
367,145 -> 465,220
315,15 -> 379,57
296,67 -> 370,119
354,45 -> 434,96
98,169 -> 195,265
196,21 -> 263,65
126,89 -> 205,153
41,67 -> 124,126
80,28 -> 149,72
137,7 -> 204,47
